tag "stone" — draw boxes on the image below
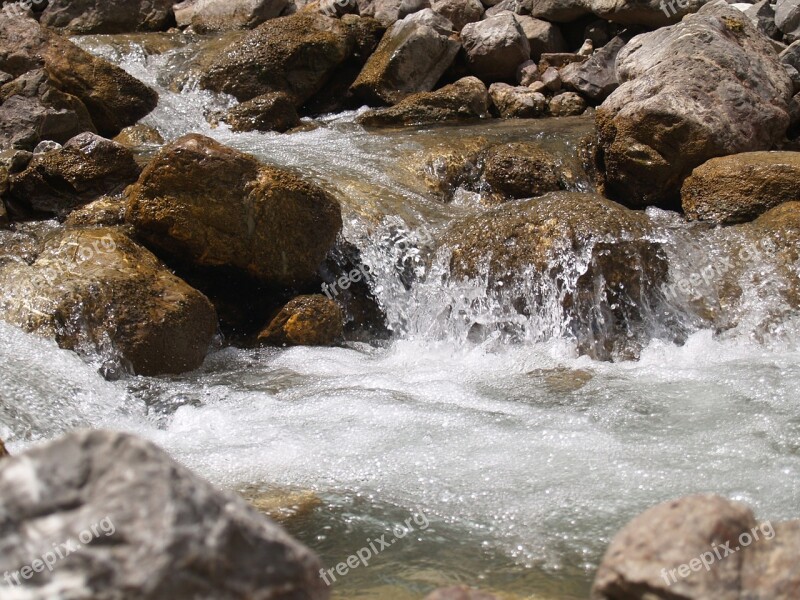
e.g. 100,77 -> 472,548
351,9 -> 459,104
538,52 -> 587,71
64,196 -> 127,228
746,0 -> 779,38
430,0 -> 483,30
741,520 -> 800,599
39,0 -> 175,33
681,151 -> 800,224
240,486 -> 323,524
488,82 -> 547,118
776,0 -> 800,42
425,587 -> 499,600
461,12 -> 531,83
357,0 -> 430,25
174,0 -> 291,32
356,76 -> 489,125
541,66 -> 561,91
258,294 -> 344,345
0,437 -> 7,457
515,16 -> 567,61
8,132 -> 140,217
113,124 -> 165,148
126,134 -> 342,287
479,142 -> 567,200
0,228 -> 217,375
595,2 -> 794,208
223,92 -> 300,132
0,430 -> 328,598
548,91 -> 586,115
516,59 -> 538,85
560,35 -> 625,103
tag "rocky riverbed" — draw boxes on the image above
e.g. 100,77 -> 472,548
1,0 -> 799,598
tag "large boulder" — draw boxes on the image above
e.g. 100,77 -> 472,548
356,76 -> 489,125
595,2 -> 794,207
357,0 -> 430,25
430,0 -> 483,31
174,0 -> 291,32
350,9 -> 460,105
126,134 -> 342,287
681,151 -> 800,224
477,142 -> 569,201
0,14 -> 158,139
440,192 -> 668,360
8,133 -> 140,217
515,16 -> 567,62
0,227 -> 216,376
0,430 -> 328,599
199,12 -> 354,105
529,0 -> 708,27
560,35 -> 625,103
38,0 -> 175,33
258,294 -> 344,346
223,92 -> 300,133
461,13 -> 530,83
776,0 -> 800,42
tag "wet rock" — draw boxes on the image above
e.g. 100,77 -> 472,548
64,196 -> 127,228
258,294 -> 344,346
0,15 -> 159,139
39,0 -> 175,33
358,0 -> 431,25
415,137 -> 486,200
0,228 -> 216,375
199,12 -> 354,104
112,124 -> 164,149
240,486 -> 323,524
488,83 -> 547,118
560,35 -> 625,103
776,0 -> 800,41
424,587 -> 499,600
682,151 -> 800,224
223,92 -> 300,132
596,2 -> 794,208
548,91 -> 587,116
8,133 -> 140,217
0,430 -> 328,599
351,9 -> 459,105
174,0 -> 291,32
478,142 -> 568,200
461,12 -> 531,83
515,16 -> 567,61
441,192 -> 668,360
357,76 -> 489,125
591,495 -> 757,600
431,0 -> 483,30
126,134 -> 342,287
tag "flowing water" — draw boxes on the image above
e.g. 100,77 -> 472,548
1,33 -> 799,599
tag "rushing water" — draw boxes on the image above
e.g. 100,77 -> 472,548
1,33 -> 799,599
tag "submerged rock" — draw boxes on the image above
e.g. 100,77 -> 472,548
258,294 -> 344,346
240,486 -> 323,524
39,0 -> 175,34
0,227 -> 216,376
126,134 -> 342,287
223,92 -> 301,133
682,151 -> 800,224
0,430 -> 328,599
595,2 -> 793,207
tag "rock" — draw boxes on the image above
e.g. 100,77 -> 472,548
240,486 -> 323,524
441,192 -> 668,360
32,140 -> 62,155
63,196 -> 127,228
0,228 -> 217,375
351,9 -> 459,105
479,142 -> 567,200
595,2 -> 794,208
528,80 -> 547,94
591,495 -> 757,600
461,12 -> 531,83
430,0 -> 483,30
530,0 -> 706,27
174,0 -> 291,32
781,40 -> 800,72
548,91 -> 587,116
258,294 -> 344,345
776,0 -> 800,41
515,16 -> 567,61
38,0 -> 175,33
8,133 -> 140,217
741,520 -> 800,598
356,76 -> 489,125
223,92 -> 300,132
0,196 -> 7,228
126,134 -> 342,287
113,124 -> 165,148
0,437 -> 7,458
0,15 -> 159,139
517,59 -> 538,85
199,12 -> 354,104
424,587 -> 499,600
538,52 -> 587,71
488,83 -> 547,118
746,0 -> 779,38
541,66 -> 561,91
560,35 -> 625,103
0,148 -> 32,173
358,0 -> 430,25
0,430 -> 328,599
681,151 -> 800,224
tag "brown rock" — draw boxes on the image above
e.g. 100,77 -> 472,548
240,486 -> 323,524
64,196 -> 127,228
223,92 -> 300,133
126,134 -> 342,287
113,124 -> 164,149
741,520 -> 800,599
479,142 -> 567,200
39,0 -> 175,34
548,91 -> 587,116
258,294 -> 344,346
488,83 -> 547,118
682,151 -> 800,225
0,438 -> 7,458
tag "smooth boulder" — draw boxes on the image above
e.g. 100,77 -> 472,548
478,142 -> 568,200
126,134 -> 342,287
489,83 -> 547,118
0,430 -> 328,599
596,2 -> 794,207
223,92 -> 300,133
38,0 -> 175,33
174,0 -> 291,32
258,294 -> 344,346
461,13 -> 531,83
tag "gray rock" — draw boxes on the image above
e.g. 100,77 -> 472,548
431,0 -> 483,30
32,140 -> 62,155
351,9 -> 459,104
596,1 -> 793,207
530,0 -> 709,27
358,0 -> 430,25
548,91 -> 586,115
0,95 -> 90,152
541,66 -> 561,91
780,40 -> 800,71
174,0 -> 291,32
560,35 -> 625,102
489,82 -> 547,117
517,59 -> 539,85
776,0 -> 800,41
745,0 -> 779,38
515,15 -> 567,61
0,430 -> 327,598
461,12 -> 530,82
39,0 -> 174,34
